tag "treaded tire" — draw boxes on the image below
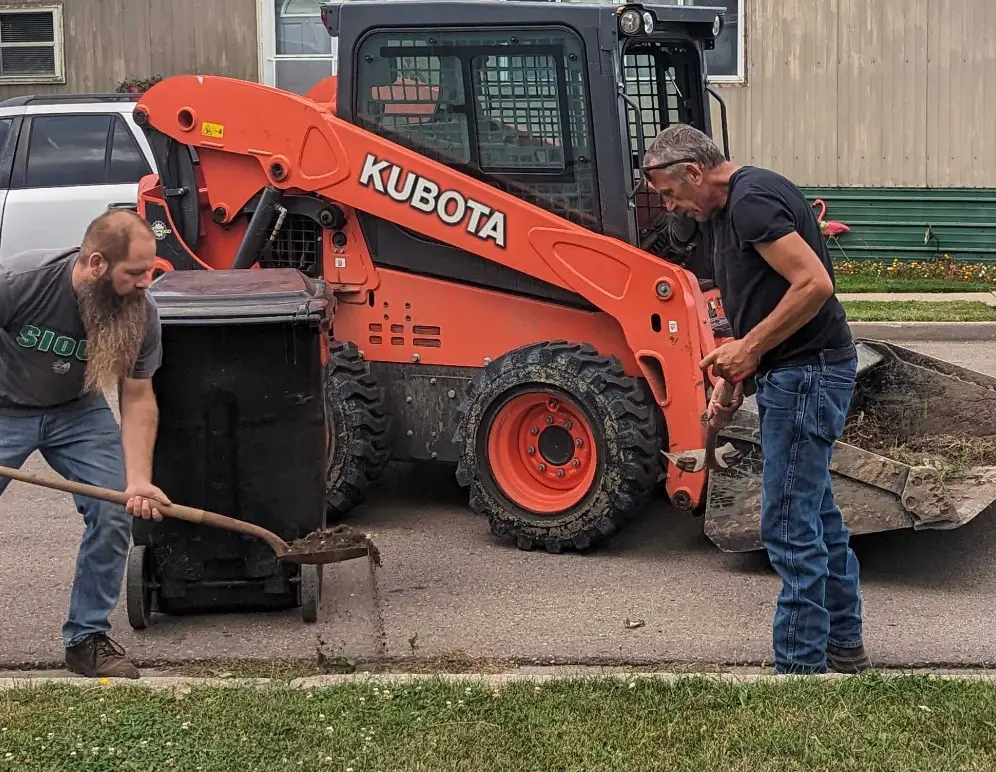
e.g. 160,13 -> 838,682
454,340 -> 662,553
125,544 -> 153,630
325,341 -> 392,522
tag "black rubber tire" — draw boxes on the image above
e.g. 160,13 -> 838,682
454,341 -> 662,553
325,341 -> 392,522
299,564 -> 322,624
125,544 -> 152,630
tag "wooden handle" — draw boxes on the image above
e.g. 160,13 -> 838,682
0,464 -> 289,556
714,379 -> 736,408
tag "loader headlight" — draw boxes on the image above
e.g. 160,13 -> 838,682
619,8 -> 642,35
712,14 -> 723,37
643,10 -> 654,34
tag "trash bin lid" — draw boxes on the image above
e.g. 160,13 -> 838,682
149,268 -> 329,325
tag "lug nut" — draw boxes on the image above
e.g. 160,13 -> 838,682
545,415 -> 554,424
538,464 -> 547,472
556,469 -> 565,478
575,438 -> 584,447
564,420 -> 573,430
572,459 -> 580,467
527,447 -> 535,455
530,427 -> 539,436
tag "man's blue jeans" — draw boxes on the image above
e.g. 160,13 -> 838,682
0,398 -> 131,649
754,351 -> 864,674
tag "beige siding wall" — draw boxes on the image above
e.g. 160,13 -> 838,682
0,0 -> 258,101
710,0 -> 996,187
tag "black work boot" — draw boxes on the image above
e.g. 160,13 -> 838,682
828,643 -> 873,674
65,633 -> 140,679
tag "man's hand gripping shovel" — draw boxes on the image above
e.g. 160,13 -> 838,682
662,377 -> 747,474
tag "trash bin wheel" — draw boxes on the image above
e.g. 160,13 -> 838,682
125,544 -> 154,630
300,563 -> 323,624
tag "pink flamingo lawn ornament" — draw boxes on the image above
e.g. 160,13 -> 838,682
812,199 -> 851,238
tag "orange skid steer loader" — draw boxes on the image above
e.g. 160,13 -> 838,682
134,0 -> 996,555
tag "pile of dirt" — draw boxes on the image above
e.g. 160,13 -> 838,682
287,524 -> 381,565
842,412 -> 996,480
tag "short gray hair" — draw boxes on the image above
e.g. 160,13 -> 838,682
642,124 -> 726,178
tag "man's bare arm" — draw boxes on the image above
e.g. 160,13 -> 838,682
118,376 -> 159,487
741,231 -> 835,360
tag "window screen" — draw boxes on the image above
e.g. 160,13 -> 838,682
623,43 -> 693,234
355,27 -> 598,229
0,9 -> 60,78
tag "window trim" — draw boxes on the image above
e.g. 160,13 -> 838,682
12,112 -> 149,190
677,0 -> 744,84
0,3 -> 66,85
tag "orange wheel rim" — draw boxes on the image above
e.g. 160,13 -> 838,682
486,391 -> 598,514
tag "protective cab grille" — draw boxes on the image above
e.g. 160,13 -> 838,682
258,213 -> 323,277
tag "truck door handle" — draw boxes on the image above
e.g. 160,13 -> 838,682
107,202 -> 138,212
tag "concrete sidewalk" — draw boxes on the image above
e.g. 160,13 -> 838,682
4,666 -> 996,689
838,291 -> 996,305
837,291 -> 996,341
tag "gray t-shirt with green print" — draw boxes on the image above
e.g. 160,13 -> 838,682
0,247 -> 161,415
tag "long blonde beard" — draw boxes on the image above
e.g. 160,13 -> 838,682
77,277 -> 148,395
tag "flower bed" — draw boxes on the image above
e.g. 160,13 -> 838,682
834,253 -> 995,285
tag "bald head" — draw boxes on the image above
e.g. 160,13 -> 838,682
80,209 -> 156,268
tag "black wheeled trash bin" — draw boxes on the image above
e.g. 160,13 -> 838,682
127,268 -> 330,629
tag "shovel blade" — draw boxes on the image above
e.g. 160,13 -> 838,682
280,525 -> 381,566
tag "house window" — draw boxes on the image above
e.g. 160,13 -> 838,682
272,0 -> 337,95
0,4 -> 65,84
677,0 -> 742,82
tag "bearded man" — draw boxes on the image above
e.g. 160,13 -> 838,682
0,208 -> 171,679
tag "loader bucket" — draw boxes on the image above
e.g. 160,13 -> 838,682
703,340 -> 996,552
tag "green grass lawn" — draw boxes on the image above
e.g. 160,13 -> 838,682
840,300 -> 996,322
3,675 -> 996,771
836,275 -> 996,293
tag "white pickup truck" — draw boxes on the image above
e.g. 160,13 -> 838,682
0,92 -> 157,260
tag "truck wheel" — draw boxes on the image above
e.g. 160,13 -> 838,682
454,341 -> 661,553
325,341 -> 392,522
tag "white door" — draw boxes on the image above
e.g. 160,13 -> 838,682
0,112 -> 153,260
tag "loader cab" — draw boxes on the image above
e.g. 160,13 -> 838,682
323,0 -> 726,300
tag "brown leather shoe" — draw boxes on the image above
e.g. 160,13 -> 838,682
828,643 -> 873,674
65,634 -> 140,679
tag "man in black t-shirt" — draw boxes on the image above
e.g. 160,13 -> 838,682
642,124 -> 870,676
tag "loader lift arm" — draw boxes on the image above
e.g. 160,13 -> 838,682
134,74 -> 721,510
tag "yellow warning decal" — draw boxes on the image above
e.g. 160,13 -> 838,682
201,121 -> 224,138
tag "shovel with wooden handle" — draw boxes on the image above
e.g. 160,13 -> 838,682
0,464 -> 378,566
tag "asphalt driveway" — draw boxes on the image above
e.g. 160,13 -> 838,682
1,341 -> 994,671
